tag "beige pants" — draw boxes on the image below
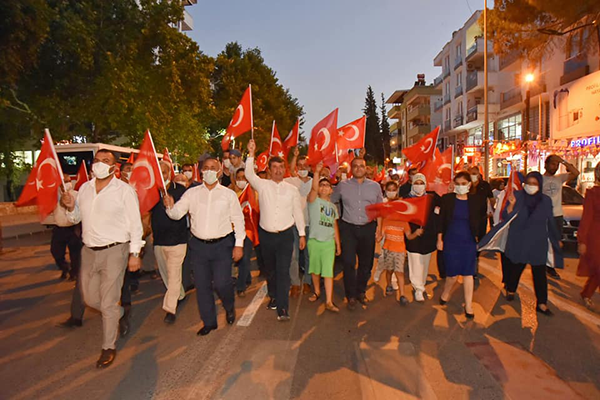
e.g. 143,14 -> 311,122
80,243 -> 129,350
407,252 -> 432,294
155,244 -> 187,314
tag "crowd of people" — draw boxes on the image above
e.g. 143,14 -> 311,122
46,142 -> 598,369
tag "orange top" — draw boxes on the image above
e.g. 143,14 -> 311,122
382,218 -> 410,253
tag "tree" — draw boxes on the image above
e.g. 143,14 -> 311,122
486,1 -> 600,61
363,86 -> 382,164
380,93 -> 391,162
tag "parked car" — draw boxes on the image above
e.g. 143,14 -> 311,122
562,186 -> 584,243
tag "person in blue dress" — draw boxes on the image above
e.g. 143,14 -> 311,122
437,171 -> 482,319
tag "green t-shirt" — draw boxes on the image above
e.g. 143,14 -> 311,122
308,197 -> 338,242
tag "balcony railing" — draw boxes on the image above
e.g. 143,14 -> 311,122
407,104 -> 430,121
443,68 -> 451,79
466,70 -> 479,92
444,119 -> 451,132
454,57 -> 463,70
500,87 -> 522,109
466,105 -> 479,123
499,52 -> 520,70
434,100 -> 443,112
453,114 -> 464,128
443,93 -> 451,105
434,74 -> 443,87
560,55 -> 589,85
454,85 -> 463,98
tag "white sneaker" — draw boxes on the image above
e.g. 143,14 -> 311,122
415,290 -> 425,302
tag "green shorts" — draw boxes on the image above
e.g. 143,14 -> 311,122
307,238 -> 335,278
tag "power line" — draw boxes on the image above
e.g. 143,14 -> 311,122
465,0 -> 473,14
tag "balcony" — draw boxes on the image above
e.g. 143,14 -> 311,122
500,87 -> 522,110
407,124 -> 431,139
560,55 -> 589,85
444,119 -> 451,132
443,93 -> 451,105
388,105 -> 402,119
390,121 -> 399,134
181,9 -> 193,31
406,104 -> 430,121
453,114 -> 464,128
434,100 -> 443,112
454,57 -> 463,70
499,52 -> 520,70
454,85 -> 463,99
466,70 -> 498,93
465,37 -> 493,63
434,74 -> 443,87
443,68 -> 451,79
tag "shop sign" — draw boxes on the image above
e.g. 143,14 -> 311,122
570,135 -> 600,147
463,146 -> 480,156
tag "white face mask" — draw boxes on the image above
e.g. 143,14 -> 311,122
412,184 -> 426,196
386,191 -> 397,199
223,159 -> 232,169
470,174 -> 479,183
122,171 -> 131,181
340,173 -> 348,181
63,182 -> 73,191
523,184 -> 539,195
183,171 -> 193,180
203,170 -> 218,185
454,184 -> 471,195
297,169 -> 309,178
92,162 -> 113,179
236,181 -> 248,190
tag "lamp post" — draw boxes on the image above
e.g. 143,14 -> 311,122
538,20 -> 599,55
523,73 -> 534,172
483,0 -> 490,180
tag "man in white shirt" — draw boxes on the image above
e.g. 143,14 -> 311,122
164,157 -> 245,336
245,139 -> 306,322
542,154 -> 580,279
61,149 -> 144,369
285,147 -> 313,296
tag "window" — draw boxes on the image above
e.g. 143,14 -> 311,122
445,108 -> 451,121
445,82 -> 450,95
456,43 -> 461,59
457,101 -> 463,116
444,56 -> 450,71
456,72 -> 462,87
567,28 -> 589,58
497,113 -> 522,140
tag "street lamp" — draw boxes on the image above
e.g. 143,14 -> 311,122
523,73 -> 535,172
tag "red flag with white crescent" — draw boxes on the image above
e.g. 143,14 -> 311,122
365,195 -> 432,226
226,85 -> 253,140
269,121 -> 288,159
192,163 -> 201,182
129,130 -> 165,214
15,129 -> 65,219
420,147 -> 453,196
337,116 -> 366,150
500,169 -> 522,221
238,185 -> 260,246
162,147 -> 176,180
402,126 -> 440,164
256,150 -> 269,172
307,108 -> 338,166
74,161 -> 89,190
283,119 -> 300,149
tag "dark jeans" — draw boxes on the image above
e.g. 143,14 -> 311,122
236,237 -> 253,292
50,225 -> 82,277
554,216 -> 564,241
436,250 -> 446,279
258,226 -> 294,313
189,234 -> 235,328
181,234 -> 195,290
339,220 -> 377,300
255,245 -> 266,275
504,257 -> 548,306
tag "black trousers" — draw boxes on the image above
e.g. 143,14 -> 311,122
339,220 -> 377,300
50,225 -> 82,277
504,257 -> 548,306
258,226 -> 294,313
181,233 -> 195,290
436,250 -> 446,279
188,234 -> 235,328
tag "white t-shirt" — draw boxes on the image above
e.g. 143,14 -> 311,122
284,176 -> 312,225
542,173 -> 570,217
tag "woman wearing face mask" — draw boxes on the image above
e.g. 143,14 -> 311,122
374,181 -> 401,295
405,173 -> 439,302
479,172 -> 562,316
437,171 -> 481,319
577,163 -> 600,309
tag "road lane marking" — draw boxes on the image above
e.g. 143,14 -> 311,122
237,282 -> 268,327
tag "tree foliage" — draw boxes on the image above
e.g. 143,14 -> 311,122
380,93 -> 391,161
487,0 -> 600,61
363,86 -> 383,164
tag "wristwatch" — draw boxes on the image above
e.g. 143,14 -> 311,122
130,252 -> 140,258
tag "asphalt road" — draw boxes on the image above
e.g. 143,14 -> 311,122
0,232 -> 599,400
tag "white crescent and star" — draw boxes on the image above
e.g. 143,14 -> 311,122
387,199 -> 417,215
231,105 -> 244,128
420,138 -> 434,153
317,128 -> 331,151
36,158 -> 59,190
344,125 -> 360,142
132,160 -> 155,190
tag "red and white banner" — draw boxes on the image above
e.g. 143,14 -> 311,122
307,108 -> 338,166
283,119 -> 300,149
238,185 -> 260,246
366,195 -> 432,226
402,126 -> 440,164
129,130 -> 165,214
162,147 -> 176,180
337,116 -> 366,150
74,161 -> 89,191
500,169 -> 522,221
256,150 -> 269,172
222,85 -> 254,150
269,121 -> 287,159
420,147 -> 453,196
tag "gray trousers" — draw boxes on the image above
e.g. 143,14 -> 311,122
80,243 -> 129,350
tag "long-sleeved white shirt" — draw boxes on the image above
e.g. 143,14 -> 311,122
42,189 -> 78,227
245,157 -> 306,235
165,183 -> 246,247
67,177 -> 145,253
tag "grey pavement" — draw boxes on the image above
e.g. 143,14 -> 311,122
0,233 -> 599,399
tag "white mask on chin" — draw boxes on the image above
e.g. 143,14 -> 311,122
92,162 -> 113,179
470,174 -> 479,183
297,170 -> 309,178
203,170 -> 218,185
236,181 -> 248,190
223,159 -> 232,169
183,171 -> 193,180
385,191 -> 397,199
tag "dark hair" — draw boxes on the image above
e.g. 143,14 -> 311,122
385,181 -> 398,190
268,156 -> 284,168
351,157 -> 366,167
319,177 -> 332,186
545,154 -> 558,166
201,157 -> 220,167
182,163 -> 194,169
96,149 -> 117,162
298,155 -> 308,162
454,171 -> 472,183
235,168 -> 245,177
408,167 -> 418,175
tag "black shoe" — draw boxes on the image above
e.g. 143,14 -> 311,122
164,312 -> 176,325
439,297 -> 447,306
60,271 -> 68,280
58,317 -> 83,328
464,306 -> 475,319
119,307 -> 131,337
266,298 -> 277,310
237,290 -> 246,298
130,284 -> 139,293
68,275 -> 77,281
357,294 -> 369,306
96,349 -> 116,368
505,292 -> 515,301
197,325 -> 217,336
347,298 -> 357,311
547,267 -> 561,280
536,305 -> 554,316
277,309 -> 290,322
226,309 -> 236,325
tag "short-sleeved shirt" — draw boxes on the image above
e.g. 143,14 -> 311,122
382,218 -> 410,253
543,173 -> 570,216
308,197 -> 338,242
331,178 -> 383,225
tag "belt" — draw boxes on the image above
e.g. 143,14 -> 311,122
259,225 -> 293,234
194,232 -> 233,244
88,242 -> 126,251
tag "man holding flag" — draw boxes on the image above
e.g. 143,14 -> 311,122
61,149 -> 144,369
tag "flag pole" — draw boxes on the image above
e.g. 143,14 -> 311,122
249,84 -> 254,140
146,129 -> 167,191
269,120 -> 275,155
45,129 -> 66,191
451,144 -> 455,180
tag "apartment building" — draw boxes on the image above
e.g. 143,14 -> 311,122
178,0 -> 196,31
386,75 -> 442,161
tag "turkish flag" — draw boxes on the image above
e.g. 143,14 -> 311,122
162,147 -> 176,180
269,121 -> 288,159
74,161 -> 89,190
307,108 -> 338,166
221,132 -> 233,152
500,169 -> 523,221
238,185 -> 260,246
193,163 -> 201,182
402,126 -> 440,164
129,130 -> 165,214
420,147 -> 453,196
226,85 -> 253,140
256,150 -> 269,172
366,195 -> 432,226
336,146 -> 355,166
15,129 -> 65,219
126,153 -> 135,164
373,166 -> 386,183
337,116 -> 366,150
283,119 -> 300,149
